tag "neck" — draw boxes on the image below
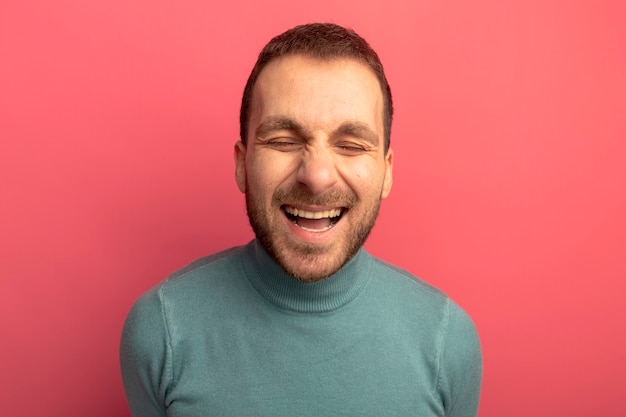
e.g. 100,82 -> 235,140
241,239 -> 373,313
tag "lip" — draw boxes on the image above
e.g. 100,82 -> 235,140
280,204 -> 346,244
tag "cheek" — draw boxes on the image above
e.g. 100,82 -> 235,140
246,154 -> 296,191
341,159 -> 386,193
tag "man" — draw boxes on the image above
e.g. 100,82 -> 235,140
120,23 -> 482,416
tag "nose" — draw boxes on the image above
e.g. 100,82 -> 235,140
295,145 -> 339,195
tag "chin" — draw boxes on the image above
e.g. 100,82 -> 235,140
275,244 -> 355,283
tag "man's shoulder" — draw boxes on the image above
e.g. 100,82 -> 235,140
123,244 -> 251,345
368,255 -> 447,300
137,244 -> 249,304
366,254 -> 472,320
168,244 -> 246,282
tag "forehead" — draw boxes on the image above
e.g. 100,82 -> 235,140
250,55 -> 384,134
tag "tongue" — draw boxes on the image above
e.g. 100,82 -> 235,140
296,217 -> 332,230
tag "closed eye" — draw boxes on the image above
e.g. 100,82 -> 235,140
335,142 -> 369,154
265,138 -> 302,151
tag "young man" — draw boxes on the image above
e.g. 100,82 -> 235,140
121,23 -> 482,416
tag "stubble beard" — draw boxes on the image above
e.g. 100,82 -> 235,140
245,180 -> 381,282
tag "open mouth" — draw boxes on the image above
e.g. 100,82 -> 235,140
282,205 -> 345,232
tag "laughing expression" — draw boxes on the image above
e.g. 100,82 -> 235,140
235,55 -> 393,282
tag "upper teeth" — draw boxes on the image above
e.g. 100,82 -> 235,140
284,207 -> 342,219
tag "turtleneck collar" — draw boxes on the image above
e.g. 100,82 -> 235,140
241,239 -> 373,313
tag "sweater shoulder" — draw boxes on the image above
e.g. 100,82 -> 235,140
369,256 -> 448,301
168,245 -> 245,282
366,255 -> 475,323
139,244 -> 248,306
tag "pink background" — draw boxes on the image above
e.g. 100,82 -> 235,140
1,1 -> 625,416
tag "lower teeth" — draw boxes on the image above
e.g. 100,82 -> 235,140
291,218 -> 338,232
298,223 -> 333,232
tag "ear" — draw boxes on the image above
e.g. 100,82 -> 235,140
234,141 -> 247,193
381,148 -> 393,199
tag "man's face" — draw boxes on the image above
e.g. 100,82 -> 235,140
235,55 -> 393,282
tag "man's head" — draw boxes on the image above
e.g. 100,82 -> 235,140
240,23 -> 393,152
235,23 -> 394,282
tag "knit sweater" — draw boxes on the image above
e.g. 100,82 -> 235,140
120,240 -> 482,416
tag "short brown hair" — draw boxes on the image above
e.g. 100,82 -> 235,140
239,23 -> 393,152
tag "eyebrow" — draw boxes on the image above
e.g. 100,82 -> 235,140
333,122 -> 380,146
255,116 -> 306,139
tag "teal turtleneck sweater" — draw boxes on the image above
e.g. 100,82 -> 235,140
120,240 -> 482,416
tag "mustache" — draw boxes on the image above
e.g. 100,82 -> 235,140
273,185 -> 357,208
